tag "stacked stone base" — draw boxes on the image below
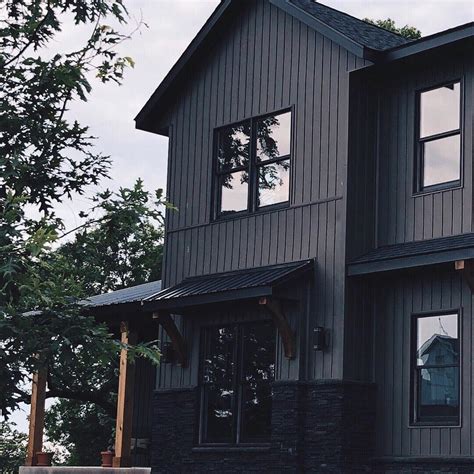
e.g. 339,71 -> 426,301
151,381 -> 376,473
372,458 -> 474,474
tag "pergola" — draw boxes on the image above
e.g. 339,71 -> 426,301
23,280 -> 181,469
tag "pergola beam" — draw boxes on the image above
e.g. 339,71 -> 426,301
25,366 -> 47,466
113,321 -> 137,468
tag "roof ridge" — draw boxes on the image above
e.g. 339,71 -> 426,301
314,0 -> 410,42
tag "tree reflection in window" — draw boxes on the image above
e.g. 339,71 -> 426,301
200,322 -> 275,445
215,110 -> 291,216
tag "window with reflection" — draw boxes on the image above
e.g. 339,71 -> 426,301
413,313 -> 460,424
417,82 -> 461,192
199,322 -> 276,445
215,110 -> 292,217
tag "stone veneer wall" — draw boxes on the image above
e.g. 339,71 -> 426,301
151,381 -> 376,473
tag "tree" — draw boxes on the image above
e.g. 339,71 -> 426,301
363,18 -> 422,40
41,180 -> 165,465
45,400 -> 115,466
0,0 -> 161,419
0,422 -> 28,473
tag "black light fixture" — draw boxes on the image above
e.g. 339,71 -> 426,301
313,327 -> 327,351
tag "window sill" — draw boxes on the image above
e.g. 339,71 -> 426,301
409,421 -> 460,429
413,182 -> 463,197
192,444 -> 271,453
215,202 -> 290,222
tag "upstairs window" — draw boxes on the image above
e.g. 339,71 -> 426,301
412,313 -> 460,425
215,110 -> 292,217
416,82 -> 462,192
199,322 -> 275,445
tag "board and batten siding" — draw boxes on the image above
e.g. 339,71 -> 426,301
376,48 -> 473,247
373,270 -> 473,458
157,0 -> 368,390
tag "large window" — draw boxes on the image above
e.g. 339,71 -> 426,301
199,322 -> 276,445
412,312 -> 460,425
215,110 -> 292,217
416,82 -> 462,192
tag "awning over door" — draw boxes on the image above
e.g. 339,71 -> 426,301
143,259 -> 313,311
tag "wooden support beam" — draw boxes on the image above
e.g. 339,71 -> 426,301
259,297 -> 296,359
25,366 -> 47,466
455,259 -> 474,292
113,321 -> 137,468
153,312 -> 187,367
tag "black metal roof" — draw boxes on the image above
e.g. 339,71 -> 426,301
348,234 -> 474,276
83,280 -> 162,309
289,0 -> 409,51
143,260 -> 313,311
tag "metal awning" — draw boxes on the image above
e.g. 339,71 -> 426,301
348,233 -> 474,276
143,260 -> 313,311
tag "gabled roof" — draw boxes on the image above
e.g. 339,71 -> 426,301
135,0 -> 472,134
135,0 -> 409,133
348,233 -> 474,276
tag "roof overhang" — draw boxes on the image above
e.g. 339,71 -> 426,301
348,234 -> 474,276
381,22 -> 474,63
142,260 -> 314,312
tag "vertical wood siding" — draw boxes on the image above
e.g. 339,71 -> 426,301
157,0 -> 366,389
376,50 -> 473,246
373,270 -> 473,458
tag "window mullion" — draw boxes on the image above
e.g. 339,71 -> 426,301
248,118 -> 257,213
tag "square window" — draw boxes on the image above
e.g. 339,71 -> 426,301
215,110 -> 292,217
416,82 -> 462,192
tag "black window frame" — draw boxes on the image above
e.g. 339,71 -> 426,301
410,310 -> 461,427
414,80 -> 463,194
213,107 -> 293,220
198,321 -> 276,447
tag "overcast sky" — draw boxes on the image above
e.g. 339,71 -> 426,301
11,0 -> 473,433
55,0 -> 474,232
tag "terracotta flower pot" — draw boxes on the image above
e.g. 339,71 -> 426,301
36,451 -> 53,467
101,451 -> 114,468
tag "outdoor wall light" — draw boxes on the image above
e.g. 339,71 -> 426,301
313,327 -> 328,351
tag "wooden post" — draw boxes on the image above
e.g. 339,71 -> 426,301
113,321 -> 137,468
25,366 -> 47,466
455,259 -> 474,291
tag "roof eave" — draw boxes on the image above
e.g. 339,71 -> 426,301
378,22 -> 474,64
348,247 -> 474,276
135,0 -> 234,134
269,0 -> 367,59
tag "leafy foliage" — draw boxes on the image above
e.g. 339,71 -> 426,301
363,18 -> 422,40
0,0 -> 162,420
0,421 -> 28,473
45,400 -> 115,466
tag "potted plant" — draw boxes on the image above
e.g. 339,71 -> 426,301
101,448 -> 114,468
36,451 -> 53,466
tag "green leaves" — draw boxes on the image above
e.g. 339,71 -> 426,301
363,17 -> 422,40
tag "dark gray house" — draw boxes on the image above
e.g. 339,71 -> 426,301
135,1 -> 474,472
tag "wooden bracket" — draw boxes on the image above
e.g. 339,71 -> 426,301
259,297 -> 296,359
455,260 -> 474,292
153,312 -> 187,367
